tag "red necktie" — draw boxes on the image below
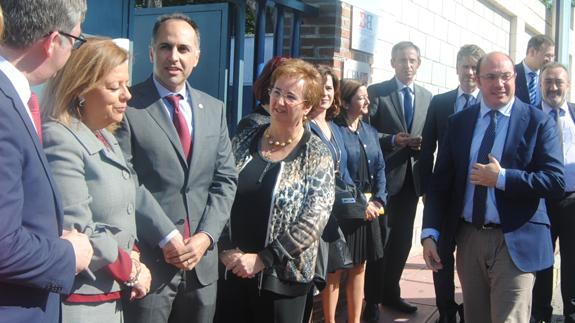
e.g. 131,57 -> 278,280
165,94 -> 192,239
28,92 -> 42,143
165,94 -> 192,160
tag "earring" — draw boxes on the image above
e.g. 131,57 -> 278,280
78,97 -> 85,108
303,115 -> 308,122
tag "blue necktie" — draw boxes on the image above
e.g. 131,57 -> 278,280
472,110 -> 498,228
528,72 -> 539,105
462,93 -> 473,110
402,87 -> 413,131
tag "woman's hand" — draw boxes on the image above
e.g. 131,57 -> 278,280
130,261 -> 151,300
228,253 -> 265,278
219,248 -> 244,267
364,201 -> 380,221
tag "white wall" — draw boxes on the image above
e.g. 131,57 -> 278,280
345,0 -> 548,95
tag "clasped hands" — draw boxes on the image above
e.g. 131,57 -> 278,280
161,232 -> 211,271
395,132 -> 422,151
128,250 -> 151,300
219,248 -> 265,279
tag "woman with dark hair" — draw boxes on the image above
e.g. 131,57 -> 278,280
301,65 -> 354,323
216,58 -> 334,323
235,56 -> 289,134
327,78 -> 387,323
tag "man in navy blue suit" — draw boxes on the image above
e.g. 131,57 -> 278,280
531,63 -> 575,323
420,44 -> 485,323
0,1 -> 93,322
421,52 -> 564,323
514,35 -> 554,106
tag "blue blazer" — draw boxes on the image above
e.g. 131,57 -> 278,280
423,99 -> 564,272
0,72 -> 75,322
336,119 -> 388,205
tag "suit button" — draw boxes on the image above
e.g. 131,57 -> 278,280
363,144 -> 367,148
122,170 -> 130,180
127,203 -> 134,214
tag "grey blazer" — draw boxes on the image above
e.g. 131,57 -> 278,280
115,76 -> 237,289
367,77 -> 432,196
43,118 -> 165,295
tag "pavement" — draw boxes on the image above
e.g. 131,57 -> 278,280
333,251 -> 564,323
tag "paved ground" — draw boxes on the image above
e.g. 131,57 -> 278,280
333,251 -> 564,323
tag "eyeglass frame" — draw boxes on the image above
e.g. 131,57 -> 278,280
57,30 -> 87,49
268,87 -> 308,106
478,72 -> 516,83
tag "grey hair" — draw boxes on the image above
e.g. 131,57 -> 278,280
0,0 -> 87,48
456,44 -> 485,68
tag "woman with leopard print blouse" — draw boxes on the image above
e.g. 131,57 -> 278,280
215,59 -> 335,323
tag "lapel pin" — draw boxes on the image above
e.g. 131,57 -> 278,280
198,103 -> 204,109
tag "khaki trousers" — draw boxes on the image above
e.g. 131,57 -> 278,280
456,222 -> 535,323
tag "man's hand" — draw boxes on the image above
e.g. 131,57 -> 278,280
228,253 -> 265,278
470,154 -> 501,188
395,132 -> 411,147
164,232 -> 211,270
407,136 -> 422,151
161,233 -> 186,268
422,237 -> 443,272
61,229 -> 93,274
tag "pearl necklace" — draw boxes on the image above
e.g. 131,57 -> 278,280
265,128 -> 295,147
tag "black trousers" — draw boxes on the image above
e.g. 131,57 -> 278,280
214,273 -> 308,323
433,234 -> 459,317
365,167 -> 419,303
532,192 -> 575,320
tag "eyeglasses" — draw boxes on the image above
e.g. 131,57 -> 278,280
58,30 -> 86,49
479,72 -> 515,83
268,87 -> 307,106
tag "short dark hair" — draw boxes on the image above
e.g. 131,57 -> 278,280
316,65 -> 342,121
526,34 -> 554,55
0,0 -> 87,48
391,41 -> 421,61
456,44 -> 485,68
253,56 -> 289,106
151,13 -> 200,47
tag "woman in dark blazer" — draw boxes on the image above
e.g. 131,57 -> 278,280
333,78 -> 388,323
42,38 -> 161,323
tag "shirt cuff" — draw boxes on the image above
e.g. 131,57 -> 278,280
496,168 -> 506,191
420,228 -> 440,244
158,229 -> 179,248
198,231 -> 214,250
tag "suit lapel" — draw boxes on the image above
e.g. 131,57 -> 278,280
146,98 -> 188,165
459,105 -> 480,170
568,103 -> 575,123
187,87 -> 205,175
501,101 -> 529,167
0,73 -> 63,228
411,85 -> 427,134
388,81 -> 407,131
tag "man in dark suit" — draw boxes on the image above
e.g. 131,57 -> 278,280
420,44 -> 485,323
422,52 -> 564,323
116,13 -> 237,323
364,41 -> 432,320
514,35 -> 554,106
0,1 -> 93,322
531,63 -> 575,323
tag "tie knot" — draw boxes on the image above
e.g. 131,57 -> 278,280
529,72 -> 537,79
28,92 -> 39,113
402,87 -> 411,95
165,94 -> 183,110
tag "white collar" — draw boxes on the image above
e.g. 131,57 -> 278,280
0,55 -> 31,107
153,77 -> 188,100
